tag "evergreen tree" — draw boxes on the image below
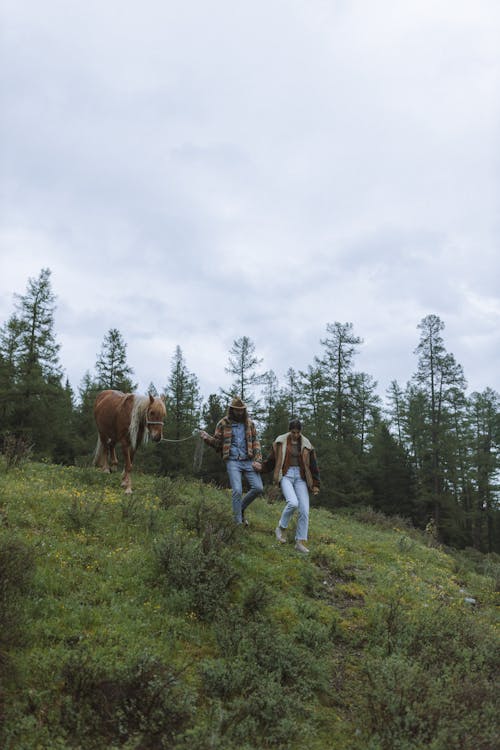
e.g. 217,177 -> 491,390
366,423 -> 417,519
0,317 -> 20,430
385,380 -> 406,444
200,393 -> 226,486
12,268 -> 62,385
73,371 -> 101,464
350,371 -> 381,454
468,388 -> 500,552
0,268 -> 69,458
283,367 -> 300,419
160,346 -> 201,475
260,370 -> 289,451
95,328 -> 135,392
222,336 -> 266,413
411,314 -> 467,541
317,321 -> 363,441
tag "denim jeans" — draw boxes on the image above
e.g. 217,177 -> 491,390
279,466 -> 310,540
226,459 -> 264,523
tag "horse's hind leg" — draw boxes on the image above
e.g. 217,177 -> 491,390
110,446 -> 118,472
96,435 -> 112,473
94,436 -> 108,472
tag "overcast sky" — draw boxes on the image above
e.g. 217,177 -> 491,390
1,0 -> 499,404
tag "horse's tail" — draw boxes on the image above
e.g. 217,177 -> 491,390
93,435 -> 103,467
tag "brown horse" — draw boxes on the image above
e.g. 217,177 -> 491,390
93,389 -> 166,493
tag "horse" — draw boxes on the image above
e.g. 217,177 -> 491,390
93,389 -> 166,493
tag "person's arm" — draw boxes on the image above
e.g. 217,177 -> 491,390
199,421 -> 223,452
310,450 -> 320,493
250,423 -> 263,470
260,445 -> 276,474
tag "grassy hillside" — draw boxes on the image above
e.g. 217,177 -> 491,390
0,459 -> 498,750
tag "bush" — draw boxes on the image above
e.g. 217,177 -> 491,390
194,608 -> 330,749
0,432 -> 33,471
59,651 -> 195,749
155,477 -> 185,509
155,531 -> 238,621
358,596 -> 500,749
179,493 -> 237,549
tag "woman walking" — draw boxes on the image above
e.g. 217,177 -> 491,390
263,419 -> 320,553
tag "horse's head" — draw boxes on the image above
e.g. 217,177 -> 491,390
146,394 -> 166,442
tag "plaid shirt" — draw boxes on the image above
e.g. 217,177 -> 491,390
207,416 -> 262,463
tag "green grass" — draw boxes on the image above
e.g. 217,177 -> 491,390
0,460 -> 498,749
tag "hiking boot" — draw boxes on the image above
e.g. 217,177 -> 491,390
295,541 -> 309,554
275,526 -> 287,543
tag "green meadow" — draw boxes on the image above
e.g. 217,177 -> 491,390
1,460 -> 498,749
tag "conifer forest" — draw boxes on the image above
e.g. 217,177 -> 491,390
1,268 -> 499,552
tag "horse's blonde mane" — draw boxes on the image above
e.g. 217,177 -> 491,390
128,395 -> 151,450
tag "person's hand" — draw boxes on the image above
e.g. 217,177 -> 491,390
312,486 -> 320,496
199,430 -> 209,441
252,461 -> 262,472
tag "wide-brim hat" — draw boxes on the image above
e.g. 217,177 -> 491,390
230,397 -> 246,410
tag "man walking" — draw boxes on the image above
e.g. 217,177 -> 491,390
199,397 -> 263,525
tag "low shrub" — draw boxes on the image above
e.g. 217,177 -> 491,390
155,477 -> 185,509
358,596 -> 500,749
195,608 -> 331,749
59,651 -> 195,749
0,432 -> 33,471
155,531 -> 238,621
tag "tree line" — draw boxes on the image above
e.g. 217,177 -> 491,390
1,268 -> 499,552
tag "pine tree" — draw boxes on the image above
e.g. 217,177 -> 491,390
12,268 -> 62,386
260,370 -> 289,450
468,388 -> 500,552
367,423 -> 417,519
200,393 -> 226,485
222,336 -> 266,413
160,346 -> 201,474
95,329 -> 135,392
0,268 -> 68,458
317,321 -> 363,441
385,380 -> 406,444
73,371 -> 101,463
283,367 -> 300,419
412,314 -> 467,540
350,371 -> 381,454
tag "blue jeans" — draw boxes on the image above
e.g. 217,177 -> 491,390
279,466 -> 310,540
226,459 -> 263,523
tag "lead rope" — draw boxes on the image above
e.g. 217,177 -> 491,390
159,428 -> 205,472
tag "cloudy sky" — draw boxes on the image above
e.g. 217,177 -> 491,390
1,0 -> 499,403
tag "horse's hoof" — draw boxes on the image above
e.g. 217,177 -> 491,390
124,488 -> 132,495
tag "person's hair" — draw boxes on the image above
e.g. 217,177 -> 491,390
288,418 -> 302,431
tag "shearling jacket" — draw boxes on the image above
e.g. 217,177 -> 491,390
262,432 -> 320,490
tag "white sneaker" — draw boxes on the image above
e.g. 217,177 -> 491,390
295,541 -> 309,554
275,526 -> 286,543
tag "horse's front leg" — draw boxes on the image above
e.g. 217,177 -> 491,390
120,443 -> 134,493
